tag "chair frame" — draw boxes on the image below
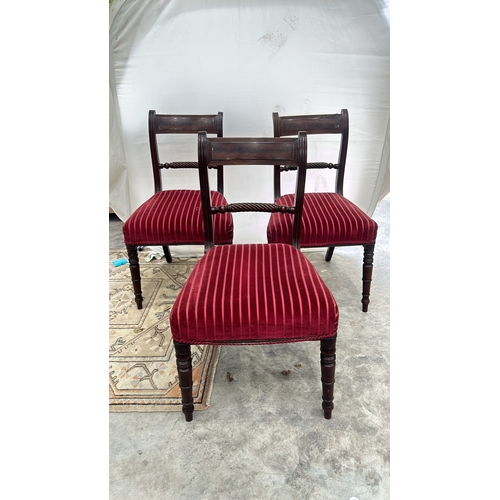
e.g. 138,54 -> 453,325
172,131 -> 338,421
272,109 -> 376,312
125,111 -> 227,310
149,110 -> 224,196
273,110 -> 348,201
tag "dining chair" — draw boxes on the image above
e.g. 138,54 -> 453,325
266,110 -> 378,312
122,111 -> 234,309
169,131 -> 339,421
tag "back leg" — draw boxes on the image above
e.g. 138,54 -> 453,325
325,246 -> 335,262
162,245 -> 173,263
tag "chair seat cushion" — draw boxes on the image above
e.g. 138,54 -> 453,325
267,193 -> 378,247
170,243 -> 338,345
123,190 -> 233,245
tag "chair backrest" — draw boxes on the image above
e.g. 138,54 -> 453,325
198,131 -> 308,251
272,110 -> 349,199
148,110 -> 224,195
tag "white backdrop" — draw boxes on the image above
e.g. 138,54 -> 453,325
109,0 -> 390,247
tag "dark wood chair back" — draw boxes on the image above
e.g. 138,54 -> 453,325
272,110 -> 348,200
148,110 -> 225,194
197,131 -> 308,250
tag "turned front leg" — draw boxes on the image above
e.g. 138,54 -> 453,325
173,341 -> 194,421
126,244 -> 143,310
320,336 -> 337,419
361,244 -> 375,312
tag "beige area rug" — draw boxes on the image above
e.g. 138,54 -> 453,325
109,249 -> 220,412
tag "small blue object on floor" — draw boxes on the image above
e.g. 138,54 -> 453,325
113,258 -> 128,267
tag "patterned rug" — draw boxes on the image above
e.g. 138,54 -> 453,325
109,249 -> 220,412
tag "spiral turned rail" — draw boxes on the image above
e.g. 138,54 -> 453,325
160,161 -> 219,169
280,162 -> 337,172
211,202 -> 295,214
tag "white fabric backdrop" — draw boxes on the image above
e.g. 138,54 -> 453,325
109,0 -> 390,247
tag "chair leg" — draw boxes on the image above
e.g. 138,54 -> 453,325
173,341 -> 194,421
320,336 -> 337,419
126,244 -> 143,310
361,243 -> 375,312
162,245 -> 173,263
325,246 -> 335,262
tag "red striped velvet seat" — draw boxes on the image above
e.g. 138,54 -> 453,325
123,189 -> 233,246
170,243 -> 338,345
267,110 -> 378,312
267,192 -> 377,246
123,111 -> 233,310
171,132 -> 339,422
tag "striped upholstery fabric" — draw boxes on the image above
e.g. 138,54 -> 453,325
170,243 -> 338,345
123,189 -> 233,245
267,193 -> 377,247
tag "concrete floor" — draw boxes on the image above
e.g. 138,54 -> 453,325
109,195 -> 390,499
